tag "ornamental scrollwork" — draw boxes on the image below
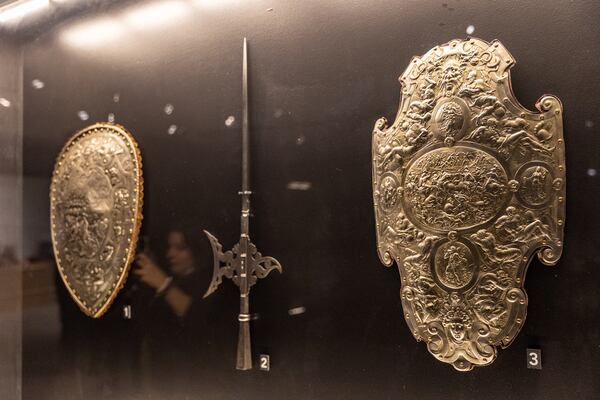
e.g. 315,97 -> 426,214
372,38 -> 565,370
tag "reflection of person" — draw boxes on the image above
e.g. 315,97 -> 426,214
134,230 -> 198,318
132,227 -> 208,394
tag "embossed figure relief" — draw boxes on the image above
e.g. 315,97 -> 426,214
371,38 -> 565,371
50,123 -> 143,318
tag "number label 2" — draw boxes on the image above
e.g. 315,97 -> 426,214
526,348 -> 542,370
259,354 -> 270,371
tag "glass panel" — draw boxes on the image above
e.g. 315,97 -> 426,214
0,1 -> 598,399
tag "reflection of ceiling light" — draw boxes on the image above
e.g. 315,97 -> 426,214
0,98 -> 11,108
193,0 -> 239,9
62,18 -> 125,47
123,1 -> 189,30
0,0 -> 49,24
61,0 -> 191,49
77,110 -> 89,121
31,79 -> 45,89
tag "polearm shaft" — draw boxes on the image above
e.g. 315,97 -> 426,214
237,37 -> 252,370
202,38 -> 282,371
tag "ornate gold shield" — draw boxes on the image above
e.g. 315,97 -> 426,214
371,38 -> 565,370
50,123 -> 143,318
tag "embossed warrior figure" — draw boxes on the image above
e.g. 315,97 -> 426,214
371,38 -> 565,371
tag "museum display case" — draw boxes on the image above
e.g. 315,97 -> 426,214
1,1 -> 599,399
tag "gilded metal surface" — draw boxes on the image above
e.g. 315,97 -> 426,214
371,38 -> 565,371
50,123 -> 143,318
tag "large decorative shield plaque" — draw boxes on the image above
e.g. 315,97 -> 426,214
371,38 -> 565,371
50,123 -> 143,318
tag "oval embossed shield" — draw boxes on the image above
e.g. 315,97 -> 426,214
371,38 -> 565,370
50,123 -> 143,318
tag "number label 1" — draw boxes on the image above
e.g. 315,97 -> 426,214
526,348 -> 542,370
259,354 -> 270,372
123,305 -> 132,320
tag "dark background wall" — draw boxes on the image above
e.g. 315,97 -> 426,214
14,0 -> 600,399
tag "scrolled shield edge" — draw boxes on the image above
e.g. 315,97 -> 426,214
371,38 -> 565,371
50,122 -> 144,318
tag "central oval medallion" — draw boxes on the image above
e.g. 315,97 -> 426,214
403,146 -> 508,231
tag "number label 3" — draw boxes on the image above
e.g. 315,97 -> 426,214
259,354 -> 270,372
526,348 -> 542,370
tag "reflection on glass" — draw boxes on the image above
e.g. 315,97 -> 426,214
31,79 -> 44,89
193,0 -> 241,10
122,0 -> 190,30
0,0 -> 49,24
61,18 -> 125,47
77,110 -> 89,121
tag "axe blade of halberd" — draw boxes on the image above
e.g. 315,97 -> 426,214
203,229 -> 235,298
